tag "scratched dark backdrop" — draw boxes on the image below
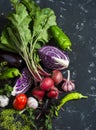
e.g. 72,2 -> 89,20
0,0 -> 96,130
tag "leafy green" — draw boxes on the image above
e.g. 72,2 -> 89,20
0,61 -> 8,74
21,0 -> 40,18
0,0 -> 56,81
44,106 -> 55,130
0,108 -> 37,130
0,109 -> 31,130
32,8 -> 56,43
25,108 -> 37,130
0,84 -> 13,97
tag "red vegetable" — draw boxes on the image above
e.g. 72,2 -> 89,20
52,70 -> 63,85
13,93 -> 27,110
47,87 -> 59,99
32,87 -> 45,101
40,77 -> 54,91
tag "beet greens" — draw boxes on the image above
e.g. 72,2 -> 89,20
0,0 -> 56,81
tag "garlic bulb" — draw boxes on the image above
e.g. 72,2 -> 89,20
62,70 -> 75,92
0,95 -> 9,107
27,97 -> 38,109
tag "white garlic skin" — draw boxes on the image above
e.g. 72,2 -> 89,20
62,81 -> 75,92
0,95 -> 9,107
27,97 -> 38,109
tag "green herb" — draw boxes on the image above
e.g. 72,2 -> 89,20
0,0 -> 56,81
25,108 -> 37,130
0,61 -> 8,75
0,84 -> 13,97
44,106 -> 55,130
0,108 -> 37,130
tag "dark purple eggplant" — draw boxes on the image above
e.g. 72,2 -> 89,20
0,50 -> 25,68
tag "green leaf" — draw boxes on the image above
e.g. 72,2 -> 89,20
0,2 -> 32,54
44,106 -> 55,130
21,0 -> 40,19
0,30 -> 17,52
7,3 -> 32,46
10,0 -> 18,4
33,8 -> 57,43
0,84 -> 13,97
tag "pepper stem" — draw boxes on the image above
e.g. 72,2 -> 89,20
67,46 -> 72,51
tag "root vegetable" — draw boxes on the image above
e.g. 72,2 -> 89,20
40,77 -> 54,91
47,87 -> 59,99
32,87 -> 45,101
52,70 -> 63,85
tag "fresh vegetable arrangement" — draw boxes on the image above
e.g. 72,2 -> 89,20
0,0 -> 88,130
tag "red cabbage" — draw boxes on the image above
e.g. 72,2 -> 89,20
11,67 -> 33,96
38,45 -> 69,70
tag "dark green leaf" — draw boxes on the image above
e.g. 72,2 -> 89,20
21,0 -> 40,19
33,8 -> 57,43
7,3 -> 32,46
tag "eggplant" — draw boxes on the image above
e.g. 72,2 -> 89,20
0,50 -> 25,68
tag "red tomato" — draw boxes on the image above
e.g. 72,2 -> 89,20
13,93 -> 27,110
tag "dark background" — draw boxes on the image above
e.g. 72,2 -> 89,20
0,0 -> 96,130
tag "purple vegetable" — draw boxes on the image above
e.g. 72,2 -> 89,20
0,50 -> 25,68
11,67 -> 33,96
38,45 -> 69,70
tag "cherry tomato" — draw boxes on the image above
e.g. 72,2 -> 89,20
13,93 -> 27,110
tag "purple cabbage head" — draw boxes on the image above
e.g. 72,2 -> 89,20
11,67 -> 33,96
38,45 -> 70,70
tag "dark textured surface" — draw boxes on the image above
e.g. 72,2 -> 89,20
0,0 -> 96,130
